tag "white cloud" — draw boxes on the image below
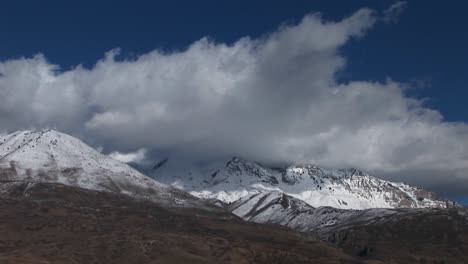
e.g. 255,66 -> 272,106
383,1 -> 408,24
108,148 -> 147,164
0,7 -> 467,195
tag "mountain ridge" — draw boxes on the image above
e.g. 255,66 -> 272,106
0,130 -> 467,264
148,156 -> 449,210
0,130 -> 216,209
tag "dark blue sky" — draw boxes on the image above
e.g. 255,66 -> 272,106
1,1 -> 467,204
1,0 -> 467,124
455,197 -> 468,207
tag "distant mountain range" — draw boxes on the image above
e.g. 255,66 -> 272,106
146,156 -> 449,210
143,156 -> 461,240
0,130 -> 466,263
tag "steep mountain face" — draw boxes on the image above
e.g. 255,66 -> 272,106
226,191 -> 468,263
226,190 -> 462,232
149,157 -> 448,210
226,191 -> 399,233
0,130 -> 213,209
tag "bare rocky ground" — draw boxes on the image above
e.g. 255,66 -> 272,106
0,181 -> 466,264
324,207 -> 468,264
0,182 -> 366,264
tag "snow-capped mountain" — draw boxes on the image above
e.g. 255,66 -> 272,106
227,191 -> 400,233
148,157 -> 448,210
0,130 -> 211,208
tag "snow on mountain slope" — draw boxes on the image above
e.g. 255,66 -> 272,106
228,191 -> 399,233
149,157 -> 448,210
0,130 -> 211,208
228,190 -> 466,241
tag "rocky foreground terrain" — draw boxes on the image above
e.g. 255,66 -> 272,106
0,182 -> 363,264
327,207 -> 468,264
0,130 -> 467,264
0,181 -> 466,264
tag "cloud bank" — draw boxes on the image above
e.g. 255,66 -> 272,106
0,8 -> 467,195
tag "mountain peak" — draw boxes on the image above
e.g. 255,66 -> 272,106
0,130 -> 213,209
146,156 -> 449,210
